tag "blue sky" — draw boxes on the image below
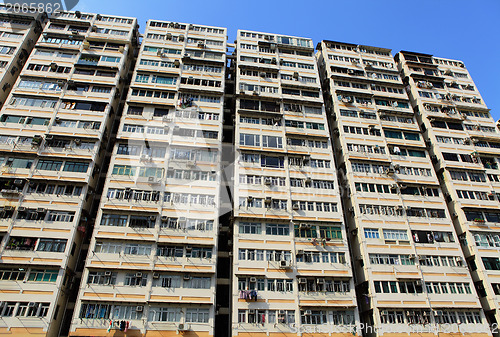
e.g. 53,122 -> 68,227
77,0 -> 500,120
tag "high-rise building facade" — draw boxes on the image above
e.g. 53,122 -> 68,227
70,20 -> 226,337
0,8 -> 497,337
396,51 -> 500,333
317,41 -> 490,336
231,31 -> 358,336
0,4 -> 45,108
0,10 -> 137,336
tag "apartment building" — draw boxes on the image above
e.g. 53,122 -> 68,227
317,41 -> 490,337
231,31 -> 359,336
396,51 -> 500,333
0,5 -> 45,108
70,20 -> 226,336
0,10 -> 137,337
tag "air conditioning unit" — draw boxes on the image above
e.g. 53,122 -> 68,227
135,272 -> 142,278
279,260 -> 291,268
153,273 -> 160,279
177,323 -> 189,331
249,277 -> 257,282
136,305 -> 144,312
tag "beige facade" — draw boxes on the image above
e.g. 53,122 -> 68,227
0,9 -> 497,337
0,10 -> 137,337
231,31 -> 359,337
0,5 -> 45,109
70,20 -> 226,337
317,41 -> 490,337
396,51 -> 500,335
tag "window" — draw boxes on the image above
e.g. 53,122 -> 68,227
483,257 -> 500,271
36,160 -> 62,171
383,229 -> 408,241
124,273 -> 148,286
364,228 -> 380,239
0,268 -> 26,281
95,241 -> 122,254
266,223 -> 290,236
184,277 -> 211,289
319,226 -> 342,239
262,135 -> 283,148
37,239 -> 67,252
47,211 -> 74,222
240,133 -> 260,146
112,165 -> 136,176
124,244 -> 151,256
186,308 -> 209,323
87,271 -> 116,285
63,161 -> 89,173
239,222 -> 261,234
